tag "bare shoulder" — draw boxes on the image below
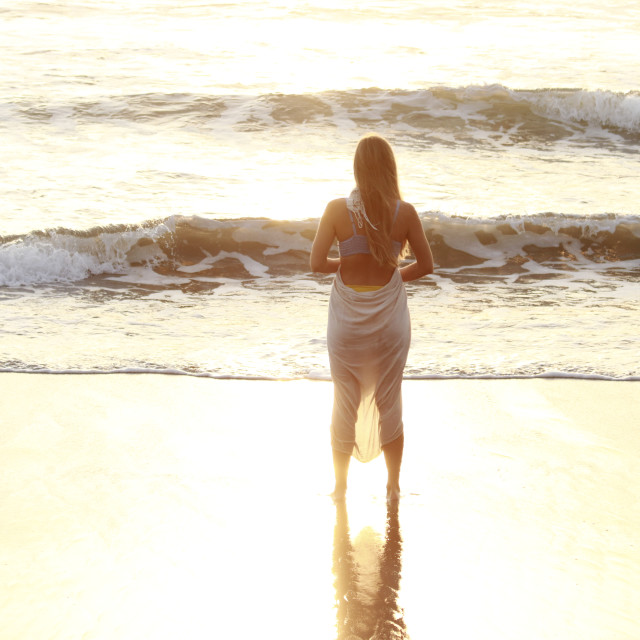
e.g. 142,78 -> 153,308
396,200 -> 420,233
398,200 -> 418,218
325,197 -> 347,217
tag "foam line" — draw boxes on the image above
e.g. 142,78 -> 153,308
1,368 -> 637,382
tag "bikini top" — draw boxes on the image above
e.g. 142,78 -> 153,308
339,198 -> 403,258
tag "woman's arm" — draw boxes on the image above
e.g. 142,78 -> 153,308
398,205 -> 434,282
310,202 -> 341,273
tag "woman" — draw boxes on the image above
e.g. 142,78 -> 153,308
310,133 -> 434,502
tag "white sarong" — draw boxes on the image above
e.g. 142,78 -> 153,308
328,269 -> 411,462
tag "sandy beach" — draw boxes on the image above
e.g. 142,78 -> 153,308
1,374 -> 638,639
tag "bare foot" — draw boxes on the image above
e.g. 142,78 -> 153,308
386,485 -> 401,503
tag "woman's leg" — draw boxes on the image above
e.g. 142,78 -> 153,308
332,448 -> 351,502
329,372 -> 358,503
382,433 -> 404,501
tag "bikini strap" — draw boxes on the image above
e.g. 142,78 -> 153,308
392,200 -> 401,223
345,198 -> 358,235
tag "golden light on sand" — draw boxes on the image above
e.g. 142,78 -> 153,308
2,376 -> 638,638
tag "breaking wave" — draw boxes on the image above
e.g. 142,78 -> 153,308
5,85 -> 640,146
1,212 -> 639,287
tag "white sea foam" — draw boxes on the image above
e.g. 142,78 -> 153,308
0,367 -> 637,381
0,220 -> 174,287
105,268 -> 191,287
527,89 -> 640,133
0,238 -> 122,287
177,250 -> 269,278
0,365 -> 637,382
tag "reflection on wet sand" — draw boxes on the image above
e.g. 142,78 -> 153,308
333,502 -> 407,640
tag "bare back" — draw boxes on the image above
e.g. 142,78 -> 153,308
331,198 -> 410,286
310,195 -> 433,284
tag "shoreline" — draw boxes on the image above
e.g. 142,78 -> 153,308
2,370 -> 639,381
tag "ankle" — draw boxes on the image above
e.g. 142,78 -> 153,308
386,484 -> 401,502
331,484 -> 347,503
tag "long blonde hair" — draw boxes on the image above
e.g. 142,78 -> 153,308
353,133 -> 401,268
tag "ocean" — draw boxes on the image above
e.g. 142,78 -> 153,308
1,0 -> 639,380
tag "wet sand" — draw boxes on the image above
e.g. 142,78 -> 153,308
1,374 -> 638,639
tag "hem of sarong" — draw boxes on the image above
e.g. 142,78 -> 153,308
330,436 -> 355,455
380,426 -> 404,449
